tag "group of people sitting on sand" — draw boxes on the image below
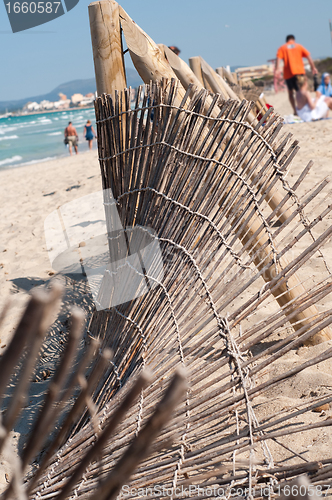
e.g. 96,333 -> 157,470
276,35 -> 332,122
295,73 -> 332,122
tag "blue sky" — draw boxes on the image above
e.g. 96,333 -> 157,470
1,0 -> 332,101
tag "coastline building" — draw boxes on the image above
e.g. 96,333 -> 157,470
20,90 -> 96,114
39,100 -> 54,110
71,93 -> 84,105
23,101 -> 41,112
54,99 -> 71,109
70,92 -> 95,107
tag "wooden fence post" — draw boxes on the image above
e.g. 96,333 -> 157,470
216,67 -> 245,99
159,44 -> 209,94
234,211 -> 332,345
89,0 -> 127,97
201,58 -> 241,103
118,7 -> 186,103
189,56 -> 204,85
216,66 -> 235,85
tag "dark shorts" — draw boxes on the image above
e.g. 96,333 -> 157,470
285,75 -> 304,92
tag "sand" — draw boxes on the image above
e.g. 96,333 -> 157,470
0,150 -> 103,491
1,91 -> 332,493
0,150 -> 101,330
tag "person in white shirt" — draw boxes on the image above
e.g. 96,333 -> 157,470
295,75 -> 332,122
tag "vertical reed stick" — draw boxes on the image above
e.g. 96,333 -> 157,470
91,368 -> 187,500
20,308 -> 85,471
56,370 -> 152,500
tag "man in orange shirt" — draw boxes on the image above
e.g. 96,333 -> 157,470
276,35 -> 317,114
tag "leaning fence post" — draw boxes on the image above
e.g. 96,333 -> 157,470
159,44 -> 205,93
216,66 -> 235,85
118,6 -> 185,103
201,58 -> 240,102
235,210 -> 332,345
216,66 -> 245,99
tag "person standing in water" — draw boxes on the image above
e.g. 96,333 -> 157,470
64,122 -> 79,155
83,120 -> 97,150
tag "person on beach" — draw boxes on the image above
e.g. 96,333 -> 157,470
168,45 -> 180,56
316,73 -> 332,98
83,120 -> 97,150
275,35 -> 317,115
64,122 -> 79,155
295,75 -> 332,122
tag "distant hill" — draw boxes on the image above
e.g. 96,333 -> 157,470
0,69 -> 143,113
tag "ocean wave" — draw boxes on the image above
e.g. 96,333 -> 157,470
0,135 -> 18,141
19,156 -> 57,166
38,118 -> 52,124
0,126 -> 18,134
0,155 -> 23,166
15,121 -> 38,128
48,131 -> 62,136
5,121 -> 38,130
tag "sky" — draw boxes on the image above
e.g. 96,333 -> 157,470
1,0 -> 332,101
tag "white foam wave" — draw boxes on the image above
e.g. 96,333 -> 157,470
0,155 -> 23,166
0,135 -> 18,141
20,156 -> 56,166
38,118 -> 52,124
48,131 -> 62,136
0,126 -> 18,134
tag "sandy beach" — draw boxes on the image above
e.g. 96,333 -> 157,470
0,150 -> 102,331
1,90 -> 332,492
0,150 -> 103,490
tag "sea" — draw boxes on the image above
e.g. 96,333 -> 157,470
0,107 -> 98,171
